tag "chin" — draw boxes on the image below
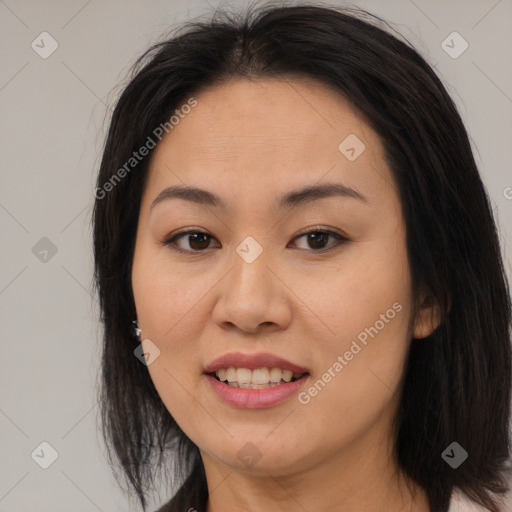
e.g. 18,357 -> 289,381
203,434 -> 311,476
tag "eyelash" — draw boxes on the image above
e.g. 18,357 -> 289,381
163,227 -> 349,255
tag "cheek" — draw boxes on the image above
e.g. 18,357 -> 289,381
294,233 -> 413,414
294,232 -> 412,353
132,255 -> 207,433
131,242 -> 207,409
132,239 -> 207,342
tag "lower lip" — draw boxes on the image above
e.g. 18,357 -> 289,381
205,374 -> 309,409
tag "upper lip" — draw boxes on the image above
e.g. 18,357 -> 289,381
204,352 -> 309,374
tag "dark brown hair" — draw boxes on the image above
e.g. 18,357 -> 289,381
92,3 -> 512,511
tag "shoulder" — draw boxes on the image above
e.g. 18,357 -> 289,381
448,491 -> 492,512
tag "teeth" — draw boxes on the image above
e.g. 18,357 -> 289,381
214,367 -> 306,386
269,367 -> 282,383
226,368 -> 237,382
236,368 -> 252,384
252,368 -> 270,384
239,382 -> 278,389
282,370 -> 293,382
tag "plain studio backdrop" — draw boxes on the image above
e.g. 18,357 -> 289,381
1,0 -> 511,511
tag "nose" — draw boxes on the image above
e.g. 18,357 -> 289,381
211,247 -> 292,334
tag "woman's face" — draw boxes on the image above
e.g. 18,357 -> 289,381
131,77 -> 435,478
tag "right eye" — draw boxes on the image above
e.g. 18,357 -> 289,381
164,230 -> 220,253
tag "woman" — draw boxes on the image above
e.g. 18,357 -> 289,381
92,3 -> 512,512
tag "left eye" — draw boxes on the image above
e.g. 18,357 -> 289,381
164,229 -> 347,253
292,230 -> 346,251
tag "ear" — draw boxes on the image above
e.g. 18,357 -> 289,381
412,290 -> 443,339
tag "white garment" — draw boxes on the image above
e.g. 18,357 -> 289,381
448,491 -> 492,512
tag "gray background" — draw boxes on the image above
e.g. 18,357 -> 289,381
1,0 -> 511,510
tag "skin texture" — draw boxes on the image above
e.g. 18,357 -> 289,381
131,77 -> 439,512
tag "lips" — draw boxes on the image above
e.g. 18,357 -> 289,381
203,352 -> 310,408
204,352 -> 309,374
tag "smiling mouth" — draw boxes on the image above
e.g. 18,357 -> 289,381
207,367 -> 309,389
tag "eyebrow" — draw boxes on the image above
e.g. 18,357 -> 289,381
150,182 -> 367,211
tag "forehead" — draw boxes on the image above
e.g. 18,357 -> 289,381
144,77 -> 393,210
